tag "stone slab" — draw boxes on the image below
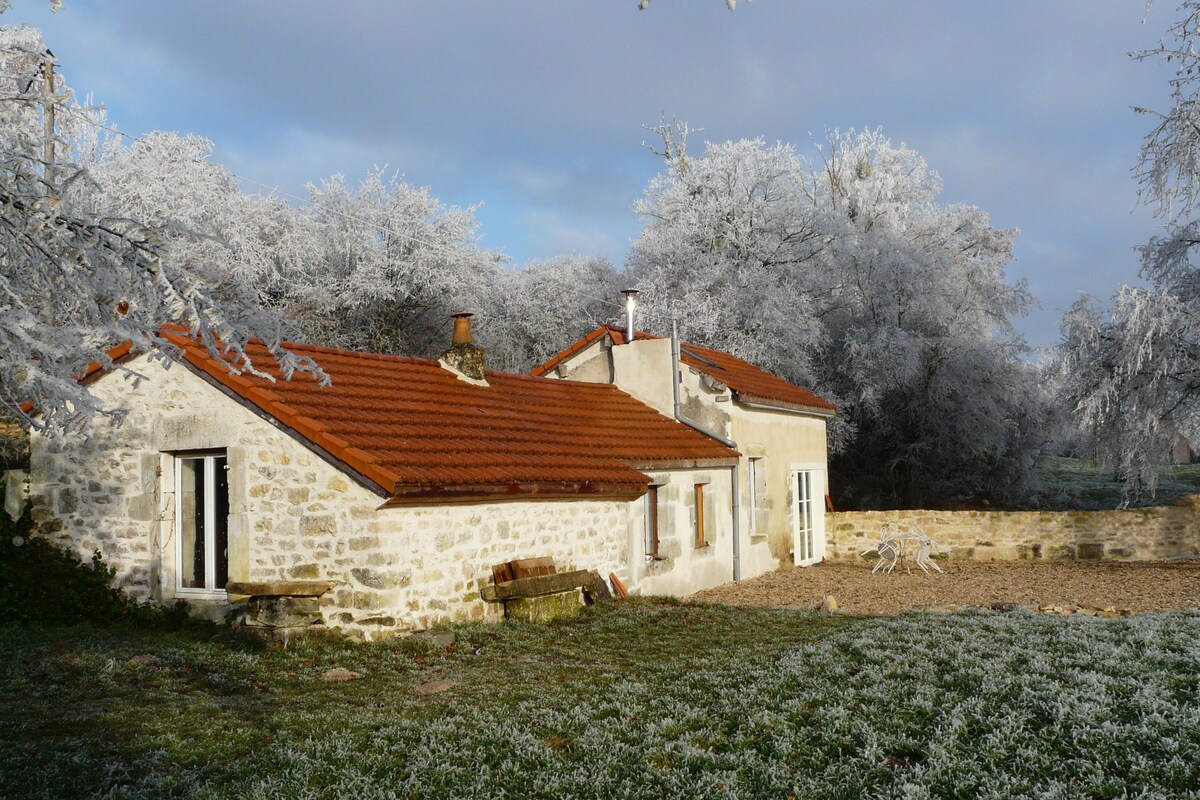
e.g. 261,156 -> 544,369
480,569 -> 596,602
505,590 -> 582,623
245,595 -> 322,628
226,580 -> 336,597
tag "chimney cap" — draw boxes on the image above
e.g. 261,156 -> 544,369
620,288 -> 639,299
450,310 -> 475,319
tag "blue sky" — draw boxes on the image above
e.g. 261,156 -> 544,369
3,0 -> 1178,349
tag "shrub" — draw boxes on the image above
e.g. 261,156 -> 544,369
0,488 -> 191,628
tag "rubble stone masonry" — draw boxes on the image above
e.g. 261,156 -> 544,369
826,503 -> 1200,562
24,354 -> 629,639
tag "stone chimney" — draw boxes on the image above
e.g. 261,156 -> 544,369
440,312 -> 487,381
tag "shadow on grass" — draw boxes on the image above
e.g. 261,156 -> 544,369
0,599 -> 846,799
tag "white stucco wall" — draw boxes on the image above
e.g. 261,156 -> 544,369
628,467 -> 738,596
545,334 -> 831,579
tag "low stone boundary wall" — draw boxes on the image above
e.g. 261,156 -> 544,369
826,502 -> 1200,562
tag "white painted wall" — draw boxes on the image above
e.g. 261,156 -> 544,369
627,467 -> 737,596
545,334 -> 831,580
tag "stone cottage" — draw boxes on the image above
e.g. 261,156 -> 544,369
17,312 -> 833,637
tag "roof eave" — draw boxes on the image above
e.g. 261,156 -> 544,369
168,351 -> 395,499
382,480 -> 648,507
735,393 -> 837,418
626,456 -> 741,471
19,340 -> 140,417
530,326 -> 612,377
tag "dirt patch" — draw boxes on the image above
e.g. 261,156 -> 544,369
690,560 -> 1200,614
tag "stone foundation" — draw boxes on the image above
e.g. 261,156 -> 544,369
827,503 -> 1200,562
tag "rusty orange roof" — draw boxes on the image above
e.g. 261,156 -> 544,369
159,329 -> 739,504
532,325 -> 836,415
16,340 -> 138,417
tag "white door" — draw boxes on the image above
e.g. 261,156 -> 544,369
791,468 -> 824,566
175,451 -> 230,596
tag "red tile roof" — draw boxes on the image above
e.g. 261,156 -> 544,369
532,325 -> 836,415
17,341 -> 138,416
159,329 -> 739,504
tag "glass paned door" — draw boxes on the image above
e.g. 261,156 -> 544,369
176,453 -> 229,594
792,469 -> 821,566
178,457 -> 206,588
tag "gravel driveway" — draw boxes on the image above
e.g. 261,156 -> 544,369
690,559 -> 1200,614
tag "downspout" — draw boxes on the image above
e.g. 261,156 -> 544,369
671,320 -> 741,582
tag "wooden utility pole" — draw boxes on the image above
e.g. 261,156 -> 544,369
42,49 -> 55,188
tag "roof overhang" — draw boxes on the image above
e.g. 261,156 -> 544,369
18,340 -> 141,417
170,355 -> 394,499
625,456 -> 741,471
381,480 -> 648,507
735,393 -> 836,418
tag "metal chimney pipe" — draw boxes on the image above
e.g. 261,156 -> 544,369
621,289 -> 639,343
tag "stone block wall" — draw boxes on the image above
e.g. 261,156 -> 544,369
252,494 -> 629,636
826,504 -> 1200,562
25,353 -> 632,639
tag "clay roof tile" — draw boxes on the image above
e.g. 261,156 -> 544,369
163,331 -> 738,503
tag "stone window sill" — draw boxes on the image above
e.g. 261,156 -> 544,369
174,590 -> 229,603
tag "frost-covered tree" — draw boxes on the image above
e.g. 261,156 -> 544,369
479,255 -> 623,372
631,125 -> 1048,508
266,169 -> 504,357
1058,2 -> 1200,501
811,130 -> 1043,507
81,132 -> 294,293
631,120 -> 828,382
79,132 -> 503,359
0,25 -> 323,439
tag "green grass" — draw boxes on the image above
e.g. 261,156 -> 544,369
1036,456 -> 1200,509
2,603 -> 1199,799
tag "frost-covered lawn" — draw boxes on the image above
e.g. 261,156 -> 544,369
2,601 -> 1199,799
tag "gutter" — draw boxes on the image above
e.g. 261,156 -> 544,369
671,320 -> 742,582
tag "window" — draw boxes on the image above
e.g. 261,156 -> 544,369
748,457 -> 768,536
176,452 -> 229,595
694,483 -> 707,548
645,484 -> 661,559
